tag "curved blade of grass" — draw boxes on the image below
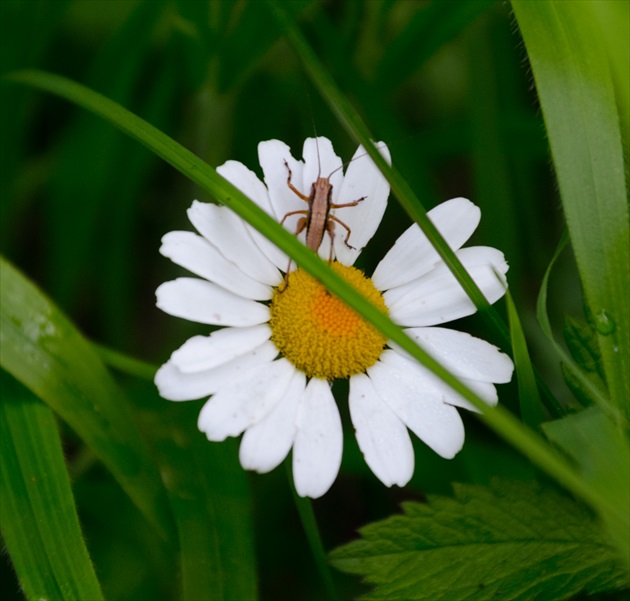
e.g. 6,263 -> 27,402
506,292 -> 547,428
512,0 -> 629,417
0,374 -> 104,601
0,258 -> 174,540
537,232 -> 621,425
5,69 -> 622,539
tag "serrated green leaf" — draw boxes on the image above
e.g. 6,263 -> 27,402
0,257 -> 174,539
0,373 -> 104,601
564,315 -> 605,381
330,479 -> 627,600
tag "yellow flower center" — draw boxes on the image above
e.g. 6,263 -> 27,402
269,263 -> 388,380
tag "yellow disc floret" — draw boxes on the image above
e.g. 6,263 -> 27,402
269,263 -> 388,380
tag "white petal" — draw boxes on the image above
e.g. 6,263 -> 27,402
349,373 -> 414,487
373,198 -> 481,291
187,201 -> 281,286
239,371 -> 306,473
216,160 -> 289,271
156,278 -> 269,326
302,137 -> 344,203
380,348 -> 498,412
292,378 -> 343,499
160,231 -> 271,300
401,327 -> 514,383
367,356 -> 465,459
384,246 -> 508,326
155,340 -> 278,401
197,358 -> 295,441
171,324 -> 272,373
258,139 -> 305,222
333,142 -> 391,266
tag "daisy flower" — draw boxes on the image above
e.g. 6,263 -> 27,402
155,137 -> 514,499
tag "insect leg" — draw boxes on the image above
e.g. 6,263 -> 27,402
284,160 -> 310,202
329,215 -> 357,250
331,195 -> 367,209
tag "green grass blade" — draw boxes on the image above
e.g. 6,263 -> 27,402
4,69 -> 619,534
506,292 -> 547,427
0,374 -> 104,601
0,257 -> 174,540
512,0 -> 629,417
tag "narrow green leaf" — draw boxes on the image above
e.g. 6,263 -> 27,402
0,258 -> 174,539
542,407 -> 630,567
0,374 -> 104,601
537,232 -> 618,421
512,0 -> 629,416
330,479 -> 628,600
506,293 -> 547,427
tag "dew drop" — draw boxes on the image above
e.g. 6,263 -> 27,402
594,310 -> 616,335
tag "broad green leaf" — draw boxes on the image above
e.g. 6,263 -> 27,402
330,479 -> 628,600
506,293 -> 546,427
542,407 -> 630,568
0,258 -> 174,539
0,374 -> 104,601
512,0 -> 629,416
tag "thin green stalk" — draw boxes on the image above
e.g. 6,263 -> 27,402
286,462 -> 339,601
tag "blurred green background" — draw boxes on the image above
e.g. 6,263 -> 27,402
0,1 -> 581,599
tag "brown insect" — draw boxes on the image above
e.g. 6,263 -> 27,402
280,158 -> 366,261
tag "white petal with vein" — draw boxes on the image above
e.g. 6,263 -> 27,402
155,340 -> 278,401
384,246 -> 508,326
333,142 -> 391,266
373,198 -> 481,291
198,358 -> 295,441
292,378 -> 343,499
367,356 -> 465,459
171,325 -> 272,373
160,231 -> 271,300
239,371 -> 306,473
216,161 -> 289,270
187,201 -> 281,286
349,373 -> 414,487
156,278 -> 269,326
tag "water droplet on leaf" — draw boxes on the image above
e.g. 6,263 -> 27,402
594,310 -> 616,335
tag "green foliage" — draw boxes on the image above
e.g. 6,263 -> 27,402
330,479 -> 628,600
0,257 -> 173,537
0,375 -> 103,601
